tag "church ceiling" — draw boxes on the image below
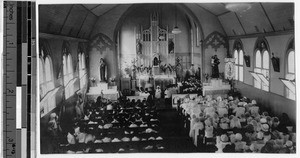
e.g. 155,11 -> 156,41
39,3 -> 294,39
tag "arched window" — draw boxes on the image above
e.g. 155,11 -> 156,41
62,42 -> 76,99
44,57 -> 55,91
233,40 -> 244,82
253,39 -> 270,91
39,57 -> 45,98
285,38 -> 295,100
262,51 -> 270,91
254,50 -> 262,89
286,51 -> 295,99
39,58 -> 45,84
78,52 -> 87,89
234,50 -> 238,80
39,47 -> 55,99
63,55 -> 68,86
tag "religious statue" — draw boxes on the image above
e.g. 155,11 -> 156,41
168,40 -> 174,54
189,64 -> 196,77
211,55 -> 220,78
99,58 -> 107,82
136,40 -> 142,54
153,57 -> 159,66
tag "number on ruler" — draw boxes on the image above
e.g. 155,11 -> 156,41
7,89 -> 14,93
8,137 -> 13,142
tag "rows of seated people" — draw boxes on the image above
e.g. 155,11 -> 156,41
178,95 -> 296,153
60,96 -> 166,153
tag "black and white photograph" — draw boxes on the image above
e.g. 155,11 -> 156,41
37,0 -> 297,156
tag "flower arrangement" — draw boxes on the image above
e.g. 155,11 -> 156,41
109,77 -> 116,83
90,77 -> 96,86
90,77 -> 96,82
181,77 -> 202,94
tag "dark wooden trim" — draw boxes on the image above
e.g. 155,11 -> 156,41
76,12 -> 90,38
217,11 -> 230,17
260,3 -> 275,32
39,32 -> 89,42
90,4 -> 102,11
80,4 -> 98,17
234,12 -> 247,34
228,30 -> 294,39
98,4 -> 120,17
59,4 -> 74,34
195,4 -> 217,16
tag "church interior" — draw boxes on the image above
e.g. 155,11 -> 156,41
39,2 -> 296,154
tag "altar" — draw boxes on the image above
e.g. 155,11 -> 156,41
87,82 -> 119,101
136,74 -> 176,90
202,79 -> 230,98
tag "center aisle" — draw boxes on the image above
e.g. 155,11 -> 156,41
158,109 -> 198,152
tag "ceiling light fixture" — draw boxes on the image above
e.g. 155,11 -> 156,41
172,4 -> 181,34
225,3 -> 252,13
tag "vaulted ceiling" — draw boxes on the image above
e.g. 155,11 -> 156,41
39,3 -> 294,39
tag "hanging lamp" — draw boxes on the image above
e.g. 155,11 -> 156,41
172,4 -> 181,34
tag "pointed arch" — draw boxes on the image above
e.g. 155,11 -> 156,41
233,39 -> 244,82
253,37 -> 270,91
285,37 -> 295,100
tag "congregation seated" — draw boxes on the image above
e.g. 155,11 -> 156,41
58,96 -> 166,153
178,94 -> 296,153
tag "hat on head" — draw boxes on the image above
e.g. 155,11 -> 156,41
50,113 -> 57,120
285,140 -> 293,148
221,134 -> 229,142
257,131 -> 264,139
204,118 -> 212,126
251,100 -> 257,105
260,118 -> 267,124
261,124 -> 269,132
272,117 -> 279,123
228,96 -> 233,101
250,143 -> 258,152
238,102 -> 244,106
217,96 -> 222,102
220,117 -> 227,123
262,111 -> 269,116
235,133 -> 243,141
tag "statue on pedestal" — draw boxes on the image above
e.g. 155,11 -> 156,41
211,55 -> 220,78
99,58 -> 107,82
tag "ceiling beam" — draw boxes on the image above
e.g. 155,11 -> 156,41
195,4 -> 217,16
40,32 -> 89,42
76,11 -> 89,38
260,3 -> 275,32
90,4 -> 102,11
217,11 -> 230,17
81,4 -> 98,17
59,4 -> 74,35
97,4 -> 120,18
228,29 -> 293,40
234,12 -> 247,35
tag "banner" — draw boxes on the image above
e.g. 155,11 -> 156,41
224,58 -> 235,80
